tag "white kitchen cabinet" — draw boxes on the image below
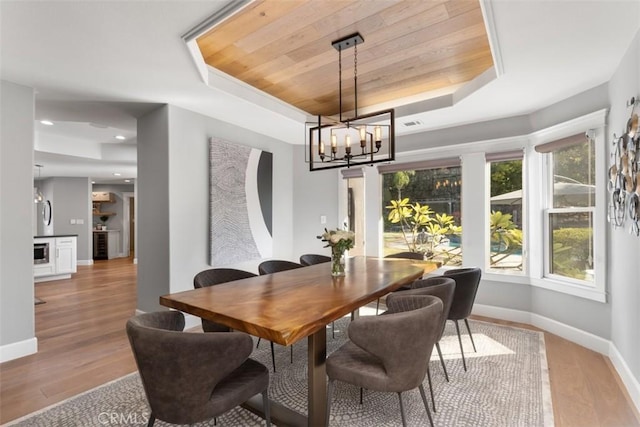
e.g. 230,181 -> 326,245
55,236 -> 77,274
34,235 -> 77,282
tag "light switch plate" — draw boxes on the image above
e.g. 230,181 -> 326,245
77,219 -> 84,224
320,215 -> 327,224
70,219 -> 76,225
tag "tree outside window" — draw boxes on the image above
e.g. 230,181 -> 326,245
489,159 -> 524,272
382,167 -> 462,266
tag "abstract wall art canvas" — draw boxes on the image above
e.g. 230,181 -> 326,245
209,137 -> 273,266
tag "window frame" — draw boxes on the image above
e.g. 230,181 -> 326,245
378,160 -> 463,265
486,153 -> 526,275
529,111 -> 607,303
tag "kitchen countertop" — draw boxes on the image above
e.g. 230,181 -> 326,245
34,234 -> 78,238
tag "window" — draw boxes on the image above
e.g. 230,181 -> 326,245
379,160 -> 462,266
540,134 -> 595,284
488,154 -> 524,272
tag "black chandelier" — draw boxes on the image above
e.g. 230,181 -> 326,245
306,33 -> 395,172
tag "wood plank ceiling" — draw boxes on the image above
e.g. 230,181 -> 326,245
196,0 -> 493,117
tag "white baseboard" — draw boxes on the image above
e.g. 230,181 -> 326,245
77,260 -> 93,266
34,274 -> 72,283
530,312 -> 610,354
473,304 -> 609,354
473,303 -> 640,415
0,337 -> 37,363
473,304 -> 531,324
609,343 -> 640,414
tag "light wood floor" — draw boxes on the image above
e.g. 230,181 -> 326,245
1,258 -> 638,426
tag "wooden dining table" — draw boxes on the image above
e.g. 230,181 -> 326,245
160,256 -> 438,427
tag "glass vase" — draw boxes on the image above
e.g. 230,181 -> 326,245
331,249 -> 346,276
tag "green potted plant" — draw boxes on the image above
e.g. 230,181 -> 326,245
99,215 -> 109,230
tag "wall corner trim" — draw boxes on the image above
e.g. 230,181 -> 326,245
0,337 -> 38,363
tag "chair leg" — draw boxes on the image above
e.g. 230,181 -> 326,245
270,341 -> 276,372
419,384 -> 435,427
262,388 -> 271,427
464,318 -> 477,352
256,337 -> 261,348
214,417 -> 217,425
326,380 -> 334,427
360,387 -> 363,404
147,414 -> 155,427
376,298 -> 380,315
427,367 -> 436,412
332,321 -> 335,339
454,320 -> 468,371
397,392 -> 407,427
436,341 -> 449,382
290,345 -> 293,364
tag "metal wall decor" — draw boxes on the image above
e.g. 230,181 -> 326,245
608,96 -> 640,235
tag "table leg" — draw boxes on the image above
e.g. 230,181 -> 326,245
308,328 -> 327,427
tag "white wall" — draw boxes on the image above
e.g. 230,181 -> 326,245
607,29 -> 640,388
136,104 -> 296,312
291,145 -> 341,258
50,177 -> 92,261
0,80 -> 36,360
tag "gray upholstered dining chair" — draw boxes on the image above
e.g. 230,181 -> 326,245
375,252 -> 426,314
258,259 -> 304,275
389,276 -> 456,412
326,295 -> 442,427
299,254 -> 331,266
194,267 -> 279,372
257,259 -> 304,370
193,268 -> 257,333
443,267 -> 482,371
126,311 -> 271,427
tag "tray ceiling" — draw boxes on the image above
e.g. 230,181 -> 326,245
196,0 -> 494,117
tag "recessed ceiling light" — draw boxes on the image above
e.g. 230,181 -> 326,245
113,173 -> 121,176
124,179 -> 131,183
115,135 -> 126,140
40,120 -> 54,126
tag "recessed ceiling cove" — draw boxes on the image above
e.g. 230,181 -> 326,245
195,0 -> 494,117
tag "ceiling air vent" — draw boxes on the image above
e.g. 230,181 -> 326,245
402,120 -> 422,127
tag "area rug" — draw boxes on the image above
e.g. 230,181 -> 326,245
5,318 -> 553,427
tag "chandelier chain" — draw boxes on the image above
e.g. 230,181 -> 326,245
354,44 -> 358,118
338,46 -> 343,122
